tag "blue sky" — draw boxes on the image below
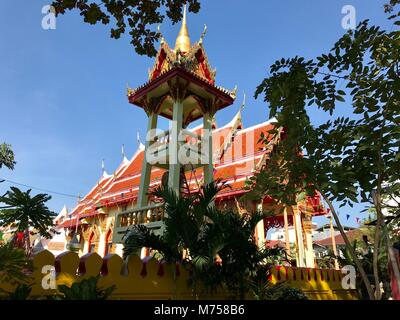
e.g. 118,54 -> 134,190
0,0 -> 393,228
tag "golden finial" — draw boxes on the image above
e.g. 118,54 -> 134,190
174,3 -> 191,53
231,85 -> 238,99
126,82 -> 133,96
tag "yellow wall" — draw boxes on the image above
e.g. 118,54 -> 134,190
269,265 -> 358,300
0,250 -> 357,300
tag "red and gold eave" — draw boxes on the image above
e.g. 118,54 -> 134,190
128,66 -> 235,122
127,35 -> 236,123
58,119 -> 326,229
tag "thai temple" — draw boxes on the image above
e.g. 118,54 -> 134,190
49,6 -> 326,269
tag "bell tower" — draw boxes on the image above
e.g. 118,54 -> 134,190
113,5 -> 236,242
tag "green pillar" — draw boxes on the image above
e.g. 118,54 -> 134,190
138,112 -> 158,207
203,112 -> 214,185
168,99 -> 183,196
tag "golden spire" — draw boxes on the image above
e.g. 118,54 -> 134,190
174,4 -> 191,53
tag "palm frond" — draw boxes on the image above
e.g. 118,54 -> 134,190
122,224 -> 174,260
0,243 -> 30,284
0,187 -> 55,240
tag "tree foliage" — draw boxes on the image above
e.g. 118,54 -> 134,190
247,4 -> 400,300
51,0 -> 201,57
0,143 -> 16,171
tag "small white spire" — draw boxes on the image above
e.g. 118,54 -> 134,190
225,92 -> 245,129
62,205 -> 68,216
101,159 -> 110,179
269,116 -> 278,124
199,24 -> 207,44
240,92 -> 246,112
122,144 -> 128,163
157,24 -> 165,44
54,205 -> 69,223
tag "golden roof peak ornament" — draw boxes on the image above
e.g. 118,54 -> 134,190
174,3 -> 191,53
231,85 -> 238,99
127,82 -> 134,96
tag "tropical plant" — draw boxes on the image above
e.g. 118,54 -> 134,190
123,180 -> 229,297
0,243 -> 32,300
197,211 -> 287,299
0,187 -> 57,254
0,242 -> 31,284
263,282 -> 308,300
123,180 -> 285,299
51,0 -> 201,57
5,284 -> 32,300
58,276 -> 115,300
0,143 -> 15,170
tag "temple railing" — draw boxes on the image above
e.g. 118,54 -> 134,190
113,203 -> 165,243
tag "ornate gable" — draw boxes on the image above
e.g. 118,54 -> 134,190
149,41 -> 216,85
186,42 -> 216,84
148,42 -> 175,81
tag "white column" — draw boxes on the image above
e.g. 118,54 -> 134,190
283,207 -> 291,258
168,99 -> 183,196
140,247 -> 147,259
330,216 -> 340,269
98,216 -> 112,257
256,202 -> 265,248
138,113 -> 158,207
115,244 -> 124,257
303,218 -> 315,268
293,206 -> 306,267
203,112 -> 214,185
98,229 -> 106,257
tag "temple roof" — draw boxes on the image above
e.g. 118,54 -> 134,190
57,12 -> 326,228
58,115 -> 326,228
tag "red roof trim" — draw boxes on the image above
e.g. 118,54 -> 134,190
129,67 -> 234,109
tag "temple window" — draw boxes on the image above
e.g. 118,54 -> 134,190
104,229 -> 113,256
88,232 -> 95,253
